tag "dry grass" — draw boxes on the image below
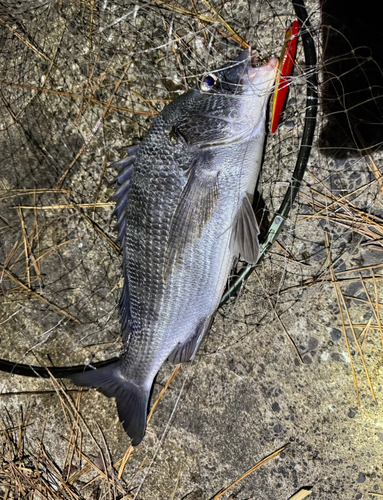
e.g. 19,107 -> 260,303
292,167 -> 383,403
1,0 -> 383,498
1,368 -> 181,500
1,367 -> 286,499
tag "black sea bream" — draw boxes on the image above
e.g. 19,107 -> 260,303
70,50 -> 278,445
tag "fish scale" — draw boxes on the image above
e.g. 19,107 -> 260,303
70,50 -> 278,446
128,136 -> 184,334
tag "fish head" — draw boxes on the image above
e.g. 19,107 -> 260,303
199,49 -> 278,97
163,50 -> 278,149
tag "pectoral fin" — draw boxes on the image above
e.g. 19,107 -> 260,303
229,194 -> 260,264
164,164 -> 219,279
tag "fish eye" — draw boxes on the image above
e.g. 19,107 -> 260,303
200,73 -> 218,92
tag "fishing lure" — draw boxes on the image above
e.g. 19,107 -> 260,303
271,20 -> 299,134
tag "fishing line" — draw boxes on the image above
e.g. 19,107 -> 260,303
0,0 -> 317,379
220,0 -> 318,305
132,367 -> 190,500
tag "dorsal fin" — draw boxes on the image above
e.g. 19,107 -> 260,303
119,273 -> 132,343
109,149 -> 138,249
109,145 -> 140,342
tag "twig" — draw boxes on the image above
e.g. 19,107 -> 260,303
288,488 -> 312,499
0,80 -> 155,116
117,364 -> 181,479
0,266 -> 81,323
17,208 -> 31,287
77,210 -> 120,253
0,17 -> 53,63
57,61 -> 132,187
0,240 -> 19,282
210,444 -> 288,500
15,203 -> 113,210
35,238 -> 79,263
372,271 -> 383,346
0,389 -> 88,397
200,0 -> 248,48
92,153 -> 110,215
324,232 -> 360,405
338,291 -> 377,403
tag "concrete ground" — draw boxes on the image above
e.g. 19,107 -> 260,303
1,1 -> 383,499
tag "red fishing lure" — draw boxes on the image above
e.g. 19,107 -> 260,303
271,21 -> 299,134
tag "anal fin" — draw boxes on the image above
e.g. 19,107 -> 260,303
168,315 -> 214,363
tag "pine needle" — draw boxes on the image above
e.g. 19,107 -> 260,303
210,444 -> 288,500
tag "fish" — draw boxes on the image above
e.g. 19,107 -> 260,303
69,49 -> 278,446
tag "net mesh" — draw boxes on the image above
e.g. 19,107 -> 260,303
1,1 -> 383,499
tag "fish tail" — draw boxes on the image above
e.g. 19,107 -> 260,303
69,362 -> 150,446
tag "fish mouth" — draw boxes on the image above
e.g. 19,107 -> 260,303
249,51 -> 261,69
246,51 -> 279,83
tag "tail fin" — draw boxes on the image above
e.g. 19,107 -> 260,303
69,362 -> 150,446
